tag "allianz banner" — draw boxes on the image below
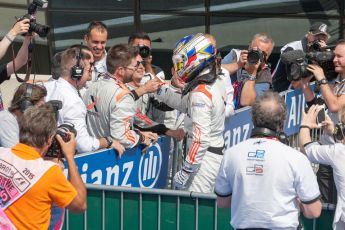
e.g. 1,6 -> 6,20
224,86 -> 312,150
64,137 -> 171,188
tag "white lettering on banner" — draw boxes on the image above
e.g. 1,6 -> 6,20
91,170 -> 102,184
78,163 -> 103,184
81,163 -> 88,182
122,162 -> 133,187
224,123 -> 251,150
77,162 -> 133,186
139,143 -> 162,188
287,94 -> 304,128
106,165 -> 119,185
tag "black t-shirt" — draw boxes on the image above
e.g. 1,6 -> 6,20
0,64 -> 9,85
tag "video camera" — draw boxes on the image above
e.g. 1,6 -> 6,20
280,48 -> 336,81
18,0 -> 50,38
45,100 -> 77,158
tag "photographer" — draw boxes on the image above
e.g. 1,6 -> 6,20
300,39 -> 345,206
0,83 -> 46,147
299,104 -> 345,229
221,33 -> 274,108
272,22 -> 330,92
1,103 -> 86,229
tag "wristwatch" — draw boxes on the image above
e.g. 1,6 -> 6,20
319,79 -> 328,85
105,136 -> 113,148
247,74 -> 256,81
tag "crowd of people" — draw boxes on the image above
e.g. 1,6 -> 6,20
0,17 -> 345,229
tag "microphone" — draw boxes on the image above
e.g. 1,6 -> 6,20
306,51 -> 334,62
280,50 -> 305,64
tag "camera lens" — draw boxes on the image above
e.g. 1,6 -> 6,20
247,50 -> 262,64
139,46 -> 151,59
30,22 -> 50,38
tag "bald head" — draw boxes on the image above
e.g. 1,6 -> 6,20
251,91 -> 287,132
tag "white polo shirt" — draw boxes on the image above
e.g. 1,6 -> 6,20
215,138 -> 320,229
305,142 -> 345,230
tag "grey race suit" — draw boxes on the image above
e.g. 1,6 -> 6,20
83,75 -> 140,148
156,75 -> 226,193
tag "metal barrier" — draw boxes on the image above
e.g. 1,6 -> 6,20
62,184 -> 231,230
62,184 -> 334,230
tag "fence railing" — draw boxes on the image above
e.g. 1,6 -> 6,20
62,184 -> 334,230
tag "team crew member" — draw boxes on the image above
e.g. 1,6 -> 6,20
151,33 -> 227,193
2,104 -> 86,229
128,32 -> 178,128
83,44 -> 158,149
84,21 -> 108,81
45,47 -> 124,154
126,54 -> 185,141
300,105 -> 345,229
215,91 -> 321,229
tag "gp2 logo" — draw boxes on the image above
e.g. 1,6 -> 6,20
139,143 -> 162,188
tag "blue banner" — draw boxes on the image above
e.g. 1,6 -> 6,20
223,107 -> 253,151
223,84 -> 317,149
64,137 -> 171,188
284,88 -> 305,136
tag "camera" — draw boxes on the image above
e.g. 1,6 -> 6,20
247,48 -> 265,65
281,49 -> 336,81
46,123 -> 77,158
18,0 -> 50,38
309,40 -> 322,52
138,45 -> 151,59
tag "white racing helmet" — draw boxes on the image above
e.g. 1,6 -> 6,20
172,33 -> 215,83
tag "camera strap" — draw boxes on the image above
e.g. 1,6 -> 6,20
11,40 -> 33,83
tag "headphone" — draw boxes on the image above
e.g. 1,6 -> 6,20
19,83 -> 34,112
333,123 -> 345,141
71,46 -> 84,81
250,127 -> 289,145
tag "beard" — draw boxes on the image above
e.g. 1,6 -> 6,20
123,72 -> 134,83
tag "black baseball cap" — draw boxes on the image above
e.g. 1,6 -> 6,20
309,22 -> 330,38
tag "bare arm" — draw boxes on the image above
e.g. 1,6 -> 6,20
6,36 -> 31,75
298,105 -> 321,152
0,19 -> 30,60
240,79 -> 256,107
299,199 -> 322,218
57,132 -> 87,213
307,64 -> 345,112
134,78 -> 162,98
240,61 -> 259,107
216,196 -> 231,208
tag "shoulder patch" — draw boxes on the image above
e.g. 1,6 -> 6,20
192,84 -> 212,101
113,80 -> 131,102
115,89 -> 131,102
